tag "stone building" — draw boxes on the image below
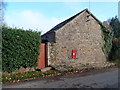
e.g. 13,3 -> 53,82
41,9 -> 111,70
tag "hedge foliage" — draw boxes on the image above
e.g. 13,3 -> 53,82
100,23 -> 113,58
2,27 -> 41,72
0,27 -> 2,72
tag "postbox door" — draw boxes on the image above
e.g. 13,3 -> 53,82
72,49 -> 76,59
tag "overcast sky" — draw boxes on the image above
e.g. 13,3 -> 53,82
4,1 -> 119,34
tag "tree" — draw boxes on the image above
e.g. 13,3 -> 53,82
109,16 -> 120,38
107,16 -> 120,60
0,0 -> 7,73
0,0 -> 6,27
103,21 -> 112,30
0,0 -> 3,27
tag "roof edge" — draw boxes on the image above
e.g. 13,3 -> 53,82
42,8 -> 88,36
42,8 -> 108,37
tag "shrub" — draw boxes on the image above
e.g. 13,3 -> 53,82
2,27 -> 41,72
109,38 -> 120,60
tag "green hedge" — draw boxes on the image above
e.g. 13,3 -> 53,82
0,27 -> 2,72
2,27 -> 41,72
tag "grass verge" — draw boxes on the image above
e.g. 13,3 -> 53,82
1,68 -> 90,83
112,60 -> 120,67
1,63 -> 117,84
1,70 -> 61,83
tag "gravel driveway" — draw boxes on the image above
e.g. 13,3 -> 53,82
2,67 -> 119,88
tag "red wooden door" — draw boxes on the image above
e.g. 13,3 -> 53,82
37,43 -> 47,69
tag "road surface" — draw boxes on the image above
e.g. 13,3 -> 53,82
2,67 -> 119,88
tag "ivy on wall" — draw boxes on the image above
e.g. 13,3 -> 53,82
99,23 -> 113,58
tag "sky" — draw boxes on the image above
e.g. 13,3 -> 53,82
4,1 -> 119,34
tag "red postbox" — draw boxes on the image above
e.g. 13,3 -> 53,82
72,49 -> 76,59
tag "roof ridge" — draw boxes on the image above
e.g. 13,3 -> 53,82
42,8 -> 102,36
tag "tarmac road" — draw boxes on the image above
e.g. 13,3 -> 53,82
2,67 -> 119,88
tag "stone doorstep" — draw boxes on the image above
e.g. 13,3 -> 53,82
39,67 -> 52,72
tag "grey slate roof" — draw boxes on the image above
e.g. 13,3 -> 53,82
42,8 -> 103,37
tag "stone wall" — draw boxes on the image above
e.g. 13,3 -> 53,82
47,42 -> 56,66
48,11 -> 107,70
